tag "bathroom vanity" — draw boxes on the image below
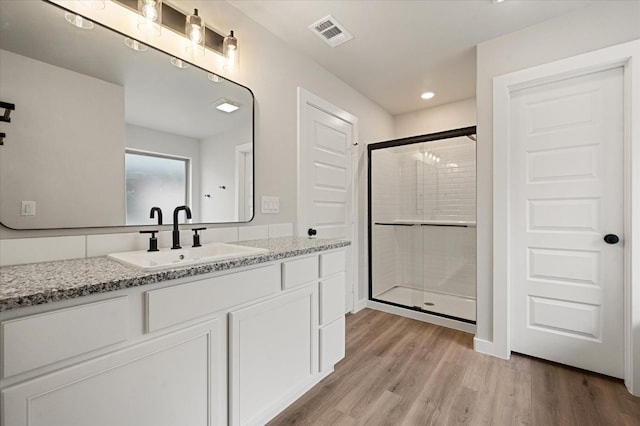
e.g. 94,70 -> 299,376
0,237 -> 349,426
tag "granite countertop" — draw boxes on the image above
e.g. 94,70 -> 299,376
0,237 -> 350,312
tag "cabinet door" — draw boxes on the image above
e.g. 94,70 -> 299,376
2,320 -> 222,426
229,286 -> 318,426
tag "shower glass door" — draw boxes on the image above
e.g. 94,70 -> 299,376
368,127 -> 477,323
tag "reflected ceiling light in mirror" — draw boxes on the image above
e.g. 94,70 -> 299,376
208,73 -> 222,83
64,12 -> 94,29
421,92 -> 435,100
185,9 -> 205,57
223,30 -> 239,71
137,0 -> 162,37
170,57 -> 189,69
124,38 -> 148,52
215,99 -> 239,113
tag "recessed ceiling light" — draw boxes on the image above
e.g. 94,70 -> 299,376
170,57 -> 190,69
64,12 -> 94,30
421,92 -> 435,100
124,38 -> 148,52
215,99 -> 239,113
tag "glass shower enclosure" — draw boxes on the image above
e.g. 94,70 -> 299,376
368,127 -> 477,323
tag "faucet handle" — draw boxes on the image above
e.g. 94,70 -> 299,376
191,227 -> 206,248
139,230 -> 159,252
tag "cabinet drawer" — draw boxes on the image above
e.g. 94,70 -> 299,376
2,297 -> 129,378
320,250 -> 345,278
146,264 -> 279,332
319,273 -> 345,326
281,255 -> 318,289
320,316 -> 345,372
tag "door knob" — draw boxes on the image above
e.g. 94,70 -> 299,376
307,228 -> 317,237
604,234 -> 620,244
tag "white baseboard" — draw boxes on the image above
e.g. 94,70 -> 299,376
473,337 -> 494,355
353,298 -> 367,313
366,300 -> 476,334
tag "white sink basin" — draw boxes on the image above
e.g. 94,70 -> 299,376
108,243 -> 269,271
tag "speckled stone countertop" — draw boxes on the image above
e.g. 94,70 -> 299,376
0,237 -> 350,312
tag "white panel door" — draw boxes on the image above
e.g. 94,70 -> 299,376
300,105 -> 352,239
299,88 -> 356,313
509,67 -> 624,378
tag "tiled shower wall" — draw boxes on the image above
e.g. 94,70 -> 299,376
371,151 -> 399,296
371,138 -> 476,300
398,139 -> 476,222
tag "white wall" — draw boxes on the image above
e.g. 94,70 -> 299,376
125,124 -> 202,223
394,98 -> 476,139
475,1 -> 640,343
0,49 -> 125,229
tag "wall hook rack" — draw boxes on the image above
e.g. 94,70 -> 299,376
0,101 -> 15,123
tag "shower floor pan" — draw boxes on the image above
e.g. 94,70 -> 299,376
376,285 -> 476,322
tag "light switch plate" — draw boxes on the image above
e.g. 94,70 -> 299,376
21,200 -> 36,216
261,196 -> 279,214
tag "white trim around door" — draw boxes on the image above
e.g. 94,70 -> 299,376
297,87 -> 360,313
492,39 -> 640,395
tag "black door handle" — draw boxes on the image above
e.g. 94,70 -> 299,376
307,228 -> 317,237
604,234 -> 620,244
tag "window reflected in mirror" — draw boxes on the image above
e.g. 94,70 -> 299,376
125,151 -> 189,226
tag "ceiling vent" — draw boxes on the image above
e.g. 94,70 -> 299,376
308,15 -> 353,48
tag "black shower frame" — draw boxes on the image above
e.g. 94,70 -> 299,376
367,126 -> 477,324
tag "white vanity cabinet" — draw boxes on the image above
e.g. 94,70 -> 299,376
2,319 -> 221,426
229,286 -> 318,426
0,247 -> 347,426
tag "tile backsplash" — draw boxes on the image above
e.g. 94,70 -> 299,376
0,223 -> 294,267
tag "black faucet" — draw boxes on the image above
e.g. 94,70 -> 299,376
172,205 -> 192,249
150,207 -> 163,225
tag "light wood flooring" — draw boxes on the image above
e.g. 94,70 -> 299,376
268,309 -> 640,426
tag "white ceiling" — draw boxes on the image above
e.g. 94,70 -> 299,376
227,0 -> 598,115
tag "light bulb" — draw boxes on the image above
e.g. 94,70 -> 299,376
223,30 -> 239,71
142,1 -> 158,21
185,9 -> 204,56
137,0 -> 162,36
190,26 -> 202,43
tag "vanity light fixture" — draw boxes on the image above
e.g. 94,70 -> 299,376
223,30 -> 239,71
215,99 -> 239,113
64,12 -> 94,30
170,57 -> 189,69
137,0 -> 162,37
185,9 -> 205,57
421,92 -> 435,100
113,0 -> 240,69
124,38 -> 148,52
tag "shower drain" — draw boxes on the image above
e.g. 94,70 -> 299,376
424,302 -> 435,306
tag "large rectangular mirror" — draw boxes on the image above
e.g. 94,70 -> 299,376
0,0 -> 254,229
